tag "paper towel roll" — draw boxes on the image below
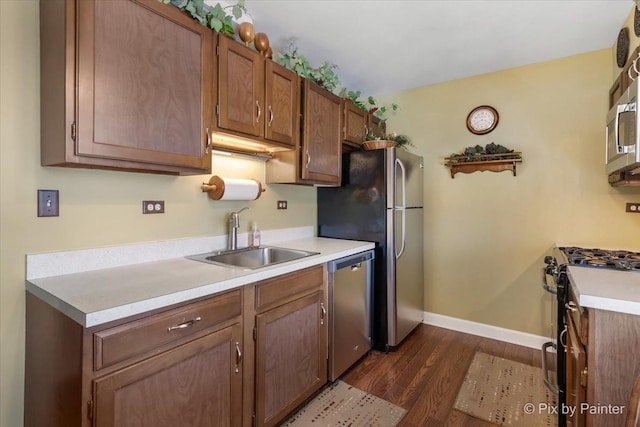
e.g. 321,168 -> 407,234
201,176 -> 265,201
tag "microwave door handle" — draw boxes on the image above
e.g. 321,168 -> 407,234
615,103 -> 622,154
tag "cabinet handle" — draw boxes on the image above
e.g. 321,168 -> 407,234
204,128 -> 212,154
235,342 -> 241,373
256,100 -> 261,123
268,105 -> 274,126
320,302 -> 326,325
565,301 -> 578,312
167,316 -> 201,332
305,151 -> 311,169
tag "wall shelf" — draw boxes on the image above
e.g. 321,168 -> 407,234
444,152 -> 522,178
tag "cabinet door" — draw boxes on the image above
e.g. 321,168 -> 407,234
301,80 -> 342,184
566,316 -> 586,427
76,0 -> 212,171
94,323 -> 242,427
255,292 -> 327,427
368,114 -> 386,138
343,100 -> 367,144
217,35 -> 264,137
265,61 -> 299,146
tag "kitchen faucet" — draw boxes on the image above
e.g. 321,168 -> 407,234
228,207 -> 249,251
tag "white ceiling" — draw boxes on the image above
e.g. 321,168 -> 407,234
242,0 -> 634,96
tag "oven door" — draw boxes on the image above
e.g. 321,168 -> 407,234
541,264 -> 560,397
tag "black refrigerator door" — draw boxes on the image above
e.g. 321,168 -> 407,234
318,150 -> 387,243
318,150 -> 390,348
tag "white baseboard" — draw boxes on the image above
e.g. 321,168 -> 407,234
422,311 -> 551,350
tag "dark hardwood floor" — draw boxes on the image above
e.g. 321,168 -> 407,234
341,323 -> 543,427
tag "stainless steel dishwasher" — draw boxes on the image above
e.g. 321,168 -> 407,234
327,250 -> 374,381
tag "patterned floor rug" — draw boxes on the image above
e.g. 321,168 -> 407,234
281,380 -> 407,426
454,352 -> 558,427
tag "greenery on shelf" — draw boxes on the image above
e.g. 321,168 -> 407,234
365,129 -> 414,149
447,143 -> 521,163
160,0 -> 247,35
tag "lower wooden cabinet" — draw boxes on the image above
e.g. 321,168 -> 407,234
255,292 -> 326,427
25,289 -> 243,427
565,286 -> 640,427
26,266 -> 329,427
94,324 -> 242,427
242,265 -> 328,427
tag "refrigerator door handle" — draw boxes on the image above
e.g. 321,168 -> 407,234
395,158 -> 407,259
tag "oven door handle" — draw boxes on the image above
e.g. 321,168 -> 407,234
542,268 -> 557,295
541,341 -> 559,396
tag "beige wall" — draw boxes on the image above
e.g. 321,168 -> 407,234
382,48 -> 640,339
0,2 -> 316,425
3,2 -> 640,426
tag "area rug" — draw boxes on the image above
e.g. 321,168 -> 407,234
281,380 -> 407,426
454,352 -> 557,427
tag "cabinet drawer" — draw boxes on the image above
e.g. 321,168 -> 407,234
255,265 -> 324,312
94,289 -> 241,370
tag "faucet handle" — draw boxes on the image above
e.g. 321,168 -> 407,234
234,207 -> 250,215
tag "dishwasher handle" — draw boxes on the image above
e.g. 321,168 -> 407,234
327,250 -> 374,272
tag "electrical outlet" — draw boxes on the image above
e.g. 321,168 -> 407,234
37,190 -> 59,217
626,203 -> 640,213
277,200 -> 288,209
143,200 -> 165,214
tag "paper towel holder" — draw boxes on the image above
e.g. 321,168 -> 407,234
200,175 -> 266,201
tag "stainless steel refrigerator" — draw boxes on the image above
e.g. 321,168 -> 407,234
318,147 -> 424,351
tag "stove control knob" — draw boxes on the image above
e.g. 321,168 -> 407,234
544,255 -> 554,265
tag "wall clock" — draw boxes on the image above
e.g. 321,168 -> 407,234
466,105 -> 499,135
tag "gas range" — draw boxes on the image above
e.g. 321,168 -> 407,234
555,247 -> 640,272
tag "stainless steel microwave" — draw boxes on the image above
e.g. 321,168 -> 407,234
606,78 -> 640,183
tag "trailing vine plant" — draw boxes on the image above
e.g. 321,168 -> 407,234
160,0 -> 247,35
160,1 -> 399,121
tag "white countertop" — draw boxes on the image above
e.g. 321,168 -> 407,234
26,237 -> 375,328
568,266 -> 640,315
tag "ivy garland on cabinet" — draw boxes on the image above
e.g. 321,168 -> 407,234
160,0 -> 400,122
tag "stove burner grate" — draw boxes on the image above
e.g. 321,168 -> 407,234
560,247 -> 640,271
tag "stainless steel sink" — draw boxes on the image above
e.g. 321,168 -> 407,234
187,246 -> 320,270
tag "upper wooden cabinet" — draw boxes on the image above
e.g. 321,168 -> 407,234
215,35 -> 299,149
40,0 -> 214,175
343,100 -> 368,144
368,114 -> 386,139
342,101 -> 387,152
302,81 -> 342,183
265,80 -> 342,185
